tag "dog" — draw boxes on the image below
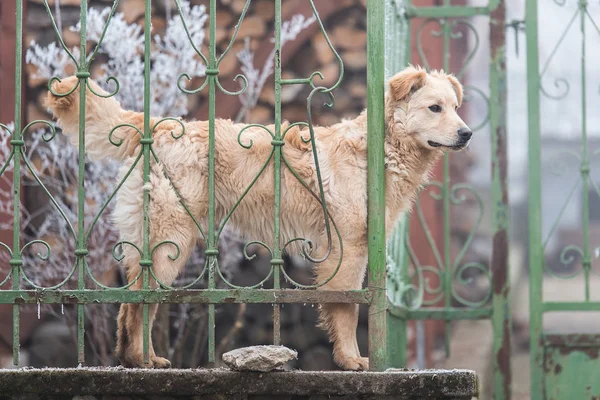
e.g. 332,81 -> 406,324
45,65 -> 471,371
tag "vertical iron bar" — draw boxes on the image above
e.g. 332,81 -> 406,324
441,17 -> 452,358
387,302 -> 406,367
401,0 -> 413,321
578,0 -> 591,302
385,0 -> 410,369
367,0 -> 387,371
10,0 -> 24,367
387,222 -> 408,367
141,0 -> 152,366
76,0 -> 88,365
207,0 -> 217,365
403,0 -> 413,67
272,0 -> 283,346
416,320 -> 425,368
490,1 -> 511,398
526,0 -> 543,396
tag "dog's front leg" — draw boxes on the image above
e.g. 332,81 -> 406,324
117,302 -> 170,368
319,303 -> 368,370
316,246 -> 369,371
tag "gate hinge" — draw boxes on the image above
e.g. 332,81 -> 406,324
506,20 -> 526,57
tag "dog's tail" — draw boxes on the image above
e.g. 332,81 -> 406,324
45,76 -> 145,161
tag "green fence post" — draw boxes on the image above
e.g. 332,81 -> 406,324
385,0 -> 412,369
10,0 -> 24,367
490,1 -> 511,398
206,0 -> 218,366
384,0 -> 406,369
367,0 -> 387,372
140,0 -> 153,366
387,220 -> 410,368
526,0 -> 543,397
75,0 -> 89,366
272,0 -> 283,347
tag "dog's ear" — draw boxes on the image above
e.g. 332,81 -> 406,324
388,66 -> 427,102
446,74 -> 463,107
45,90 -> 74,112
44,76 -> 79,112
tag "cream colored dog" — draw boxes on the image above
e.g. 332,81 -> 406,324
45,66 -> 471,371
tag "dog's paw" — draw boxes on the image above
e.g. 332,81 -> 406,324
119,356 -> 146,369
151,356 -> 171,369
120,354 -> 172,369
337,356 -> 369,371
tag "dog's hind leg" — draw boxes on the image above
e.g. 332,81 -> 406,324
315,244 -> 369,371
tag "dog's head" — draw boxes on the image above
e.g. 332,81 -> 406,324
387,65 -> 471,151
44,76 -> 83,145
45,76 -> 110,116
44,76 -> 120,150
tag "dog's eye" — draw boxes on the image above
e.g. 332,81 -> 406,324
428,105 -> 442,113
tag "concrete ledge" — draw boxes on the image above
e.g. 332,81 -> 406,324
0,368 -> 478,399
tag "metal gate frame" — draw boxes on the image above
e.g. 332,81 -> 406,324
0,0 -> 389,371
385,0 -> 511,399
527,0 -> 600,398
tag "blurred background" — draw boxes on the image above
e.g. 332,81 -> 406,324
0,1 -> 599,399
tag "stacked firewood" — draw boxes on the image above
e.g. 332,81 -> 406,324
26,0 -> 369,127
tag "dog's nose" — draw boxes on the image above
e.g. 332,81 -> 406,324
457,127 -> 472,140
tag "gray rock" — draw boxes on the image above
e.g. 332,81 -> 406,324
222,345 -> 298,372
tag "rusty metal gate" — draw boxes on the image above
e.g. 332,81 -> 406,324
385,0 -> 511,399
527,0 -> 600,398
387,0 -> 600,398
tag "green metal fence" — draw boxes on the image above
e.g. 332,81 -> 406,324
385,0 -> 510,399
0,0 -> 387,370
527,0 -> 600,398
0,0 -> 514,393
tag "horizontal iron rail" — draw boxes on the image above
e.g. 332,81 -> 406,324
543,301 -> 600,312
388,305 -> 493,320
404,2 -> 500,18
543,334 -> 600,348
0,289 -> 371,305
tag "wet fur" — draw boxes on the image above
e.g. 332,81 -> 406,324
45,66 -> 470,370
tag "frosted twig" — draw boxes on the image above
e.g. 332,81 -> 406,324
236,14 -> 316,122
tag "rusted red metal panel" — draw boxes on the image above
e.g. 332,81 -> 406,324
0,0 -> 37,365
